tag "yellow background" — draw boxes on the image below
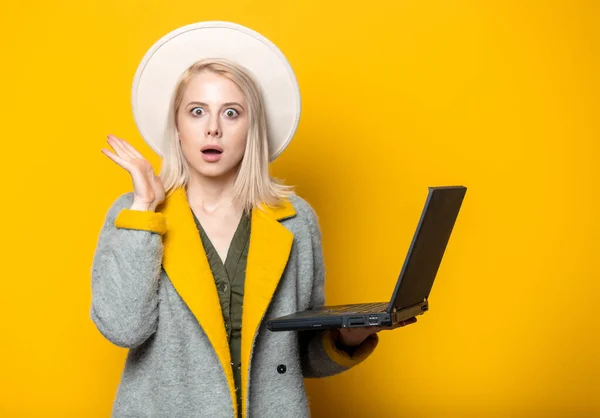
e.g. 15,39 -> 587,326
0,0 -> 598,417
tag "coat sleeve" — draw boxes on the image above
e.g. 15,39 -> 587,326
298,203 -> 379,378
90,193 -> 167,348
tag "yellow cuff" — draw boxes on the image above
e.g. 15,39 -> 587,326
114,209 -> 167,235
322,329 -> 379,368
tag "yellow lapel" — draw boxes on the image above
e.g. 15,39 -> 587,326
159,188 -> 296,418
241,200 -> 296,418
160,188 -> 236,413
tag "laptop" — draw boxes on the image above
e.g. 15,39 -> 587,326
266,185 -> 467,332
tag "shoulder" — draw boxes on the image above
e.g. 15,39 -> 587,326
284,193 -> 322,236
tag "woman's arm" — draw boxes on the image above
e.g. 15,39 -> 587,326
90,192 -> 166,348
298,203 -> 378,378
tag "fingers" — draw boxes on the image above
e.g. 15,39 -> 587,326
392,317 -> 417,328
402,317 -> 418,326
107,135 -> 136,160
118,136 -> 144,159
101,148 -> 130,170
103,134 -> 162,207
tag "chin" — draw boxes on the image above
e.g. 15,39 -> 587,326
190,161 -> 240,179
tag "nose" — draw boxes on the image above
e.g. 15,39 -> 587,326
206,126 -> 221,137
206,115 -> 222,138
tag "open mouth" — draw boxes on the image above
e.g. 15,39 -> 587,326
202,149 -> 222,154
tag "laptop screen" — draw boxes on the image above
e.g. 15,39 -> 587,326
387,186 -> 466,312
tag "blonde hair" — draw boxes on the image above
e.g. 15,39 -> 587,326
159,58 -> 294,213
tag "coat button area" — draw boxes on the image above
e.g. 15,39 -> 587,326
277,364 -> 287,374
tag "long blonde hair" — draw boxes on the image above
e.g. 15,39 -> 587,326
159,58 -> 294,213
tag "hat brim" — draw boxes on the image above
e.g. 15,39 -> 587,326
131,21 -> 301,161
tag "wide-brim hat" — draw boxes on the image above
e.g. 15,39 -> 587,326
131,21 -> 301,161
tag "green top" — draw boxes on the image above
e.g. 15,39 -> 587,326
191,208 -> 251,417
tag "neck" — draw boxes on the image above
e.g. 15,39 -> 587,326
186,169 -> 237,213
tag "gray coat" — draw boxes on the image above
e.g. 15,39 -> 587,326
90,188 -> 378,417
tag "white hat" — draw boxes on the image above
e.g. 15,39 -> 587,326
131,21 -> 301,161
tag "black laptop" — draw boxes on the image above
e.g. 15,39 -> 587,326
267,185 -> 467,332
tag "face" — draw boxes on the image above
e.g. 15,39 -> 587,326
176,70 -> 249,179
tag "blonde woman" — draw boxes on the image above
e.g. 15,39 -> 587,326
91,22 -> 414,418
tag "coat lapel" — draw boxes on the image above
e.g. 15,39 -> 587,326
160,188 -> 296,418
241,200 -> 296,418
159,188 -> 237,413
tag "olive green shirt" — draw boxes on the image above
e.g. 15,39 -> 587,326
191,209 -> 251,417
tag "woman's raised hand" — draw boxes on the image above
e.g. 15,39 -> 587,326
102,134 -> 165,211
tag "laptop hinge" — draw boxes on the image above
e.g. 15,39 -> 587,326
389,298 -> 428,314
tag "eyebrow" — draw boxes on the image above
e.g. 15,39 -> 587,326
186,101 -> 245,110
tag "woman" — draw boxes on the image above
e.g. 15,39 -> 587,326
91,22 -> 414,418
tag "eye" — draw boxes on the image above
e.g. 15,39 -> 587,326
224,108 -> 239,118
191,107 -> 205,117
